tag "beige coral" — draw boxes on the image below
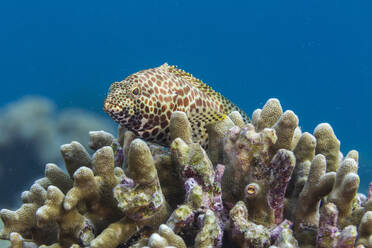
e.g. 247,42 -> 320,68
0,97 -> 371,248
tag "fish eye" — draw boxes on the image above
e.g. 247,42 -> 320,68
132,87 -> 140,96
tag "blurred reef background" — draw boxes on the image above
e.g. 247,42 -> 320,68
0,0 -> 371,212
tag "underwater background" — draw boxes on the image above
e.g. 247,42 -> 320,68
0,0 -> 371,213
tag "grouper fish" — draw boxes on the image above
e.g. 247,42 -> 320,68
103,63 -> 249,148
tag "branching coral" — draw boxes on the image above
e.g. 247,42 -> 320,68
167,111 -> 224,247
1,98 -> 371,248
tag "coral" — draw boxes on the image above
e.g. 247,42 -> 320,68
313,123 -> 340,173
166,111 -> 224,247
316,202 -> 339,248
131,224 -> 186,248
357,211 -> 372,247
228,201 -> 271,247
36,186 -> 95,246
222,121 -> 295,227
337,225 -> 358,248
270,220 -> 299,248
252,98 -> 283,132
222,124 -> 277,204
290,154 -> 335,246
327,157 -> 359,225
0,98 -> 371,248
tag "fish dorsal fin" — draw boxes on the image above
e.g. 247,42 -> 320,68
166,64 -> 235,109
166,64 -> 218,97
160,63 -> 251,123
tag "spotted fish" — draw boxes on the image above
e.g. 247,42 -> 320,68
103,63 -> 249,148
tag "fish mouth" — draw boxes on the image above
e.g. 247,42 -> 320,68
103,99 -> 132,126
105,109 -> 126,125
103,98 -> 122,113
103,100 -> 121,119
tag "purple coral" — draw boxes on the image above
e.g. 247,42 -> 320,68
316,202 -> 340,248
268,149 -> 295,224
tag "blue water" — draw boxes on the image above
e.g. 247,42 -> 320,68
0,1 -> 371,195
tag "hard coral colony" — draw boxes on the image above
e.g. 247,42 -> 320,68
0,66 -> 371,248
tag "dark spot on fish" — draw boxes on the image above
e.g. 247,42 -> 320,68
177,98 -> 183,106
152,128 -> 159,136
161,121 -> 168,129
183,98 -> 189,106
166,111 -> 172,120
143,131 -> 150,138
